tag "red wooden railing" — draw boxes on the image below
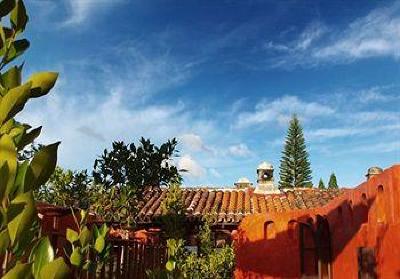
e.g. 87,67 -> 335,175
0,234 -> 166,279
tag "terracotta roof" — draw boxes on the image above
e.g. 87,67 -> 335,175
137,188 -> 343,224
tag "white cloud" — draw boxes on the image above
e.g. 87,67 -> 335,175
178,155 -> 206,177
62,0 -> 125,26
228,143 -> 253,157
180,133 -> 213,153
19,86 -> 203,170
307,124 -> 400,140
18,41 -> 213,172
357,86 -> 400,104
314,3 -> 400,61
265,22 -> 327,53
346,111 -> 400,124
236,95 -> 334,128
265,1 -> 400,67
108,41 -> 192,100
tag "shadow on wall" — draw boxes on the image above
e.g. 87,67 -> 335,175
233,196 -> 376,278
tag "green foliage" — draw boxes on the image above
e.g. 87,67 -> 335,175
328,172 -> 338,189
198,213 -> 216,256
35,166 -> 91,209
67,210 -> 110,277
93,137 -> 181,190
146,238 -> 186,279
180,245 -> 235,279
159,183 -> 186,240
0,1 -> 71,278
91,138 -> 182,227
318,178 -> 325,189
180,215 -> 235,279
279,115 -> 312,188
89,184 -> 138,227
147,215 -> 235,279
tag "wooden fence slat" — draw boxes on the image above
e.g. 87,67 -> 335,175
12,230 -> 167,279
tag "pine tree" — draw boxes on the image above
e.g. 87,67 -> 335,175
318,178 -> 325,189
279,115 -> 312,188
328,173 -> 338,189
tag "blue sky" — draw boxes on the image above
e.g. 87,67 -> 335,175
19,0 -> 400,187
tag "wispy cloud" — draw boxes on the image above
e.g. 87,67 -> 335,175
18,39 -> 213,175
307,124 -> 400,140
345,111 -> 400,124
264,21 -> 327,53
228,143 -> 253,157
62,0 -> 125,27
357,86 -> 400,104
265,1 -> 400,67
347,141 -> 400,154
235,95 -> 334,128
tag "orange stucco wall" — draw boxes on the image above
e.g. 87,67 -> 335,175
234,165 -> 400,279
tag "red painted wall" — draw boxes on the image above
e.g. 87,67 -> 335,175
234,165 -> 400,279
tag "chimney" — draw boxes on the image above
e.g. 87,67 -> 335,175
257,161 -> 274,184
234,177 -> 253,189
365,166 -> 383,180
255,161 -> 280,194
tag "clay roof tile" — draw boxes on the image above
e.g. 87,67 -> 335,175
136,187 -> 344,224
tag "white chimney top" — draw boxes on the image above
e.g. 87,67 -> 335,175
237,177 -> 250,184
257,161 -> 273,170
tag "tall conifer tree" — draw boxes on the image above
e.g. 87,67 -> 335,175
328,173 -> 339,189
318,178 -> 325,189
279,115 -> 312,188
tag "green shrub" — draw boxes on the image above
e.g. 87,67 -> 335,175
89,184 -> 138,227
147,208 -> 235,279
159,182 -> 186,240
36,166 -> 91,209
66,210 -> 110,277
0,0 -> 71,277
180,216 -> 235,279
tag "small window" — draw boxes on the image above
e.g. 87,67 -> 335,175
358,247 -> 377,279
300,223 -> 317,277
376,185 -> 386,223
361,193 -> 368,206
264,221 -> 276,239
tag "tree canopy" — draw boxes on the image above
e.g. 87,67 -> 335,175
93,137 -> 181,191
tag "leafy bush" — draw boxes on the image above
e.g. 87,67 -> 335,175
148,184 -> 235,279
0,0 -> 71,277
159,182 -> 186,240
179,216 -> 235,279
36,166 -> 92,209
93,138 -> 182,190
89,184 -> 138,227
66,210 -> 110,277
